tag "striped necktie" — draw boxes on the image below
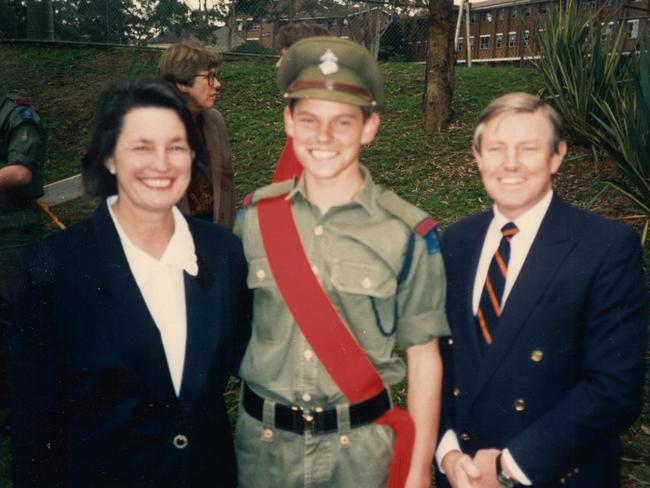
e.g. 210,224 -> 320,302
476,222 -> 519,346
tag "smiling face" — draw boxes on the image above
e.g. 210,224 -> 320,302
177,69 -> 220,115
106,107 -> 193,220
284,98 -> 379,186
473,109 -> 566,220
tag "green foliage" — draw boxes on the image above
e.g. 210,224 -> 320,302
533,0 -> 632,145
379,21 -> 407,61
0,0 -> 23,39
534,0 -> 650,230
591,44 -> 650,237
232,40 -> 274,55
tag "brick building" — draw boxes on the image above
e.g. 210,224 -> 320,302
456,0 -> 649,63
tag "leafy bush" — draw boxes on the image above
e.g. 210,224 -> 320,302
534,0 -> 650,233
232,40 -> 274,55
591,45 -> 650,239
533,0 -> 633,145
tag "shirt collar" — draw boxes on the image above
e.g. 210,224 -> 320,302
491,189 -> 553,236
107,196 -> 198,277
285,164 -> 375,214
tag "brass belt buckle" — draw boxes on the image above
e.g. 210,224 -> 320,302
302,409 -> 315,433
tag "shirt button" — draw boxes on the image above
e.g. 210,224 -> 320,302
311,265 -> 319,275
460,432 -> 471,441
447,337 -> 454,345
514,398 -> 526,411
453,387 -> 461,397
303,349 -> 314,360
530,349 -> 544,362
361,277 -> 372,289
173,434 -> 188,449
256,269 -> 266,280
302,392 -> 312,402
313,225 -> 324,236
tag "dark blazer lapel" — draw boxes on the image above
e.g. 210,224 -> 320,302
178,223 -> 221,404
91,201 -> 177,404
458,211 -> 493,366
470,196 -> 576,402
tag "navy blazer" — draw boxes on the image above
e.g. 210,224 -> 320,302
11,201 -> 251,488
438,195 -> 647,487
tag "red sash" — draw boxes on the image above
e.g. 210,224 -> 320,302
272,137 -> 303,183
257,190 -> 416,488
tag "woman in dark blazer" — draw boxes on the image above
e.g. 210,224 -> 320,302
11,77 -> 251,487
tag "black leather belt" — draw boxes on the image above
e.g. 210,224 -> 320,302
243,383 -> 390,435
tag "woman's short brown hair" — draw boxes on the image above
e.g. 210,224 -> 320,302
158,38 -> 222,86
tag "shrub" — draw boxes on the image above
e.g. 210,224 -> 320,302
534,0 -> 649,234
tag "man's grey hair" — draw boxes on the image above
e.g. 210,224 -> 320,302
472,92 -> 565,154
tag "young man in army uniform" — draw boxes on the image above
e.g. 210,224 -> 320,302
0,86 -> 46,419
234,37 -> 449,487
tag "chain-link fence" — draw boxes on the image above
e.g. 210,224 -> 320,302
0,0 -> 432,61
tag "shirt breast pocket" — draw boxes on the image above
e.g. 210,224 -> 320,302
331,261 -> 398,338
246,257 -> 275,290
246,257 -> 290,343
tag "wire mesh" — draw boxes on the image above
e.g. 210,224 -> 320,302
0,0 -> 430,61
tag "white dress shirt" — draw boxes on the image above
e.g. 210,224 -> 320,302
107,196 -> 198,396
436,190 -> 554,485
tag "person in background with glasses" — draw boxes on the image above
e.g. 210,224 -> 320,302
159,38 -> 237,228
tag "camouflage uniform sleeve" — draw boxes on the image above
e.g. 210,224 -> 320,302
6,122 -> 44,173
395,230 -> 450,349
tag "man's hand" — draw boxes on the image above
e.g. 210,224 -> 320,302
0,164 -> 32,191
441,450 -> 481,488
471,448 -> 502,488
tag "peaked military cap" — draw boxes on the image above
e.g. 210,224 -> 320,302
277,36 -> 384,110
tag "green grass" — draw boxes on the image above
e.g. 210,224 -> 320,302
0,42 -> 648,487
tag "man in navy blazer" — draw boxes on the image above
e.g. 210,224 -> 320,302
436,93 -> 647,487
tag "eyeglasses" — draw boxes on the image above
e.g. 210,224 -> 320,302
195,71 -> 219,85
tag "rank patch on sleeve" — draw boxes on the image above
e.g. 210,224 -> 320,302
19,108 -> 33,121
415,217 -> 440,255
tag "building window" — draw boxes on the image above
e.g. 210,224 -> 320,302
496,33 -> 503,48
511,8 -> 518,19
497,8 -> 505,21
458,37 -> 464,51
470,13 -> 476,24
469,36 -> 475,48
540,4 -> 549,14
508,32 -> 517,48
601,22 -> 614,41
523,30 -> 530,47
480,35 -> 490,49
524,5 -> 532,16
604,0 -> 619,5
626,19 -> 639,39
482,12 -> 493,22
582,0 -> 595,8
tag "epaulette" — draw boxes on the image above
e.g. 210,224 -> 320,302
252,179 -> 296,205
242,192 -> 254,209
377,188 -> 440,255
239,179 -> 296,211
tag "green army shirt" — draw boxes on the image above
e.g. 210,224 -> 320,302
234,166 -> 450,408
0,87 -> 45,223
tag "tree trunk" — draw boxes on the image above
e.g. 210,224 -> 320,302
423,0 -> 455,132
